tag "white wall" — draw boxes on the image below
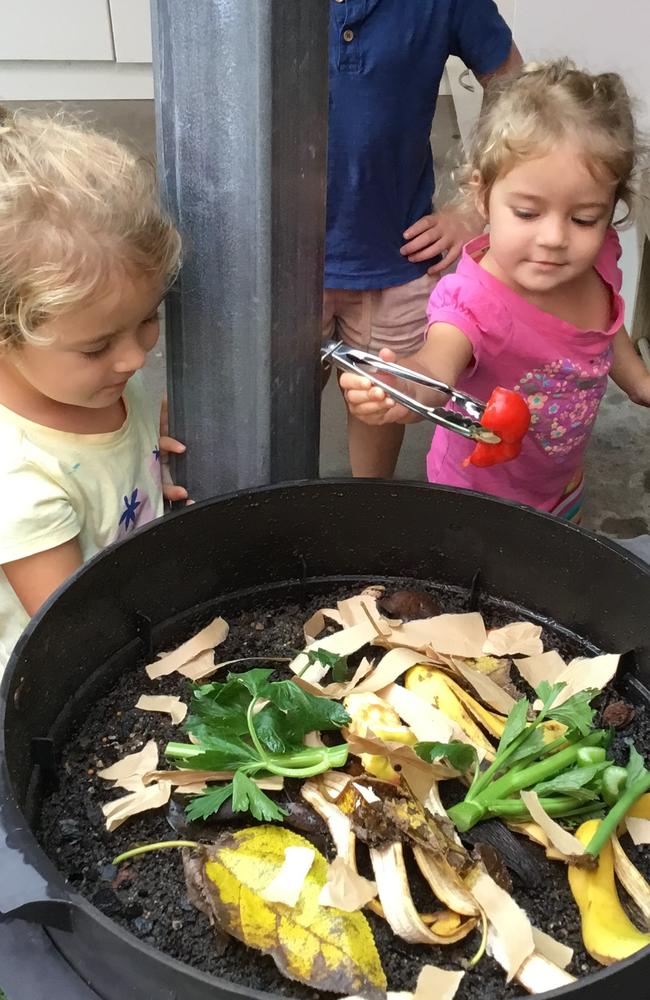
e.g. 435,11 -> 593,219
513,1 -> 650,315
0,0 -> 153,100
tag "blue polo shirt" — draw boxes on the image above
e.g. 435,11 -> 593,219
325,0 -> 512,290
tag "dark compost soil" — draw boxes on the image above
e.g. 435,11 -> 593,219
37,581 -> 650,1000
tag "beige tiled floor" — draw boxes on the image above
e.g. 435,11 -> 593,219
6,97 -> 649,537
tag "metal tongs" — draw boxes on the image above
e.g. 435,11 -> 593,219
321,340 -> 500,444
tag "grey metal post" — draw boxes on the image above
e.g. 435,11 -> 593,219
151,0 -> 329,499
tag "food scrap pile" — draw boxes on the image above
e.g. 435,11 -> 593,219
95,586 -> 650,999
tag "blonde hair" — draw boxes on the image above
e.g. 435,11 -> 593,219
460,59 -> 641,224
0,107 -> 181,348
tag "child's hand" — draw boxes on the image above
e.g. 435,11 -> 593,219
159,399 -> 190,503
339,348 -> 420,425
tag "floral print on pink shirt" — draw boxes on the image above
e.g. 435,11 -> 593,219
515,351 -> 612,458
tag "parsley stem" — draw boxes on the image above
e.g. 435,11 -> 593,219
449,731 -> 607,832
112,840 -> 198,864
246,697 -> 271,762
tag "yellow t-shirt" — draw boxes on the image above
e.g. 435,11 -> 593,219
0,374 -> 164,674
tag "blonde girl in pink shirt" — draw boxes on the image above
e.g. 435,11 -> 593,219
341,60 -> 650,521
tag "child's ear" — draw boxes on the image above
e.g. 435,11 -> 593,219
470,170 -> 489,221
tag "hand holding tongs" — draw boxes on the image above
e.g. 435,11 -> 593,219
321,340 -> 500,444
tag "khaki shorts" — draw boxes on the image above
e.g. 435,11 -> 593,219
322,271 -> 438,357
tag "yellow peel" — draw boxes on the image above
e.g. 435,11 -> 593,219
412,844 -> 479,917
629,793 -> 650,822
370,841 -> 477,945
568,819 -> 650,964
404,667 -> 495,755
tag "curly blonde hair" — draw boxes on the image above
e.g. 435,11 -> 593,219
460,59 -> 642,224
0,107 -> 181,348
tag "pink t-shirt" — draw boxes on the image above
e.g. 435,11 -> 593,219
425,229 -> 624,512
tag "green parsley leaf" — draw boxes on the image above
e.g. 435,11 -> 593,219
306,648 -> 349,682
545,689 -> 597,737
185,783 -> 235,821
496,698 -> 530,754
625,744 -> 649,789
231,770 -> 287,822
267,681 -> 350,735
414,740 -> 478,775
166,733 -> 259,770
534,761 -> 609,801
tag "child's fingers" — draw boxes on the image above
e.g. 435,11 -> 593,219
343,385 -> 392,405
339,373 -> 373,391
160,434 -> 186,454
163,483 -> 189,502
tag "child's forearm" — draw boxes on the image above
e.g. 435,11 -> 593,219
395,322 -> 474,408
609,326 -> 650,405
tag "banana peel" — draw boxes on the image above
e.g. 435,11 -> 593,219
405,664 -> 566,750
345,692 -> 417,782
303,776 -> 478,941
404,666 -> 496,754
369,841 -> 477,945
629,792 -> 650,822
568,819 -> 650,964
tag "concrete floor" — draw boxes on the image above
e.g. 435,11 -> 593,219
7,97 -> 649,538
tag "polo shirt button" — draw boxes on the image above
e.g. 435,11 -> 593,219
343,28 -> 354,42
335,0 -> 345,4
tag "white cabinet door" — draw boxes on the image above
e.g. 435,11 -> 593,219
0,0 -> 114,61
109,0 -> 152,64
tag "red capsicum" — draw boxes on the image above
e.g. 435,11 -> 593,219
463,387 -> 531,469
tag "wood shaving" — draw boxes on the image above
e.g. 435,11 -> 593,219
135,694 -> 187,724
344,729 -> 456,786
553,654 -> 620,705
520,791 -> 585,856
145,617 -> 229,679
413,965 -> 464,1000
611,833 -> 650,926
483,622 -> 543,657
514,650 -> 566,688
303,608 -> 341,643
626,817 -> 650,846
97,740 -> 158,790
260,845 -> 315,907
290,620 -> 380,684
318,856 -> 378,911
177,649 -> 220,680
304,657 -> 375,699
102,781 -> 172,832
471,870 -> 535,981
531,926 -> 574,969
515,651 -> 619,707
352,648 -> 433,695
376,612 -> 486,658
449,658 -> 516,715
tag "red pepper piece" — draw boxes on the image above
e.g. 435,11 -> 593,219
463,387 -> 530,469
464,439 -> 521,468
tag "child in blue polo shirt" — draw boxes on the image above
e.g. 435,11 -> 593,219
324,0 -> 521,477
